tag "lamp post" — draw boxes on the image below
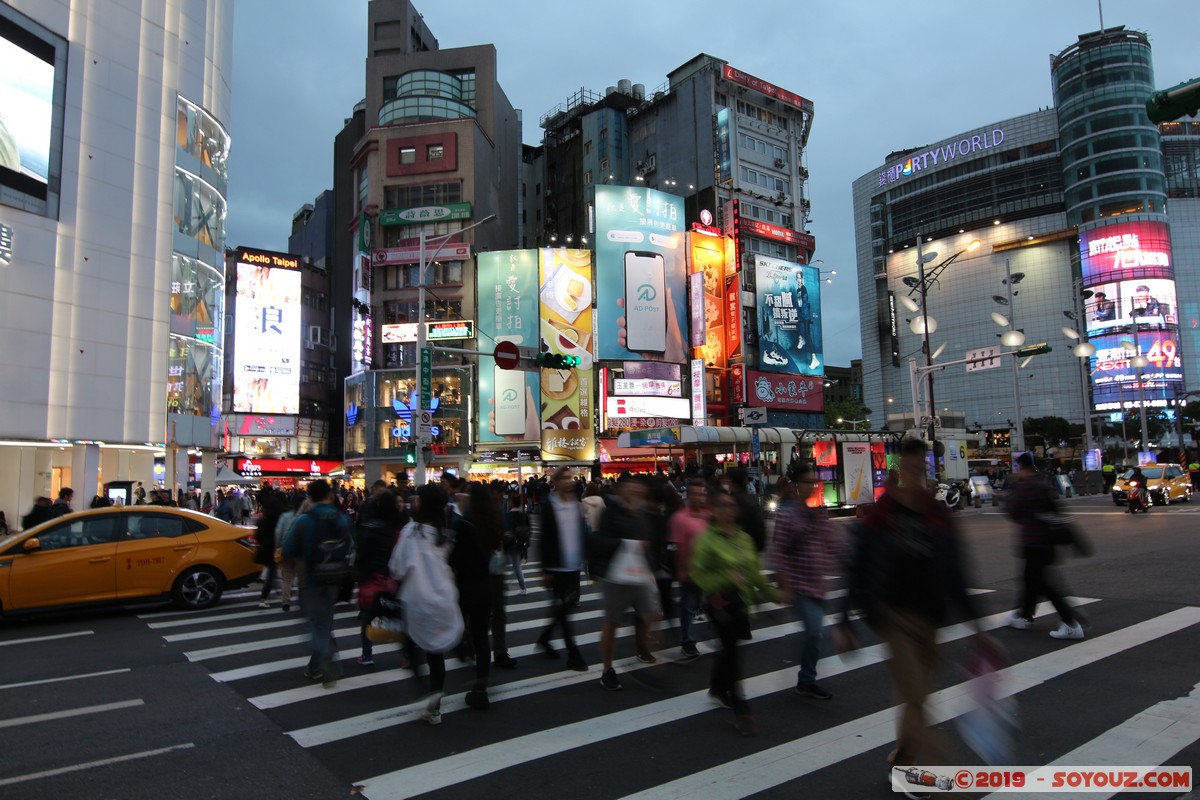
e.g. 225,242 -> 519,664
905,236 -> 981,475
991,259 -> 1027,454
414,213 -> 496,487
838,417 -> 869,431
1123,308 -> 1152,455
1062,278 -> 1097,491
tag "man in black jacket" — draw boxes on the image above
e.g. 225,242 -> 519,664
535,467 -> 588,672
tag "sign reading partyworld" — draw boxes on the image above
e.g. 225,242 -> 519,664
879,127 -> 1006,186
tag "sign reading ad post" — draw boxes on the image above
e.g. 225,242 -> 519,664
754,254 -> 823,375
233,250 -> 302,414
476,250 -> 540,444
594,185 -> 688,364
539,248 -> 596,461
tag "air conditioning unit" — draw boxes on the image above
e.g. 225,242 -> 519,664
774,158 -> 786,168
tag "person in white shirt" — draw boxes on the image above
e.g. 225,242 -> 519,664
534,467 -> 588,672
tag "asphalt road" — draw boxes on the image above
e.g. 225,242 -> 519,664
2,493 -> 1197,799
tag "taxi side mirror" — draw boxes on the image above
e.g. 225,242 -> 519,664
23,538 -> 41,552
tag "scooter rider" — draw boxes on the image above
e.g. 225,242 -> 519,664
1126,465 -> 1148,512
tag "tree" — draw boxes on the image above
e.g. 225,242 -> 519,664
825,399 -> 873,430
1023,415 -> 1083,459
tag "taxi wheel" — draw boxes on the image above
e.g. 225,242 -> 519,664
1161,490 -> 1170,506
173,567 -> 225,610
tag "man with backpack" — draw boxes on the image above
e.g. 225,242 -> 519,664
283,479 -> 355,687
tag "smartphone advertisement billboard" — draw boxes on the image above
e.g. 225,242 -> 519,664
233,250 -> 302,414
476,250 -> 540,445
594,185 -> 688,363
539,248 -> 596,461
753,254 -> 823,375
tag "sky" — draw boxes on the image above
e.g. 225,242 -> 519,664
226,0 -> 1196,370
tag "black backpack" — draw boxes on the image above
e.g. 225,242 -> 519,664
307,510 -> 354,585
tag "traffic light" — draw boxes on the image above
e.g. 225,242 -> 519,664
1146,77 -> 1200,124
537,352 -> 581,368
404,446 -> 416,465
1015,342 -> 1052,357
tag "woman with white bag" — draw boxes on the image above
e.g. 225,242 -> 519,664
389,484 -> 465,726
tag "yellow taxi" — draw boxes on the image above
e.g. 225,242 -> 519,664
1111,464 -> 1194,506
0,506 -> 260,616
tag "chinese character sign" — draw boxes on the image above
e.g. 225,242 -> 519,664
476,250 -> 540,444
233,261 -> 301,414
539,248 -> 596,461
594,185 -> 688,363
754,255 -> 823,375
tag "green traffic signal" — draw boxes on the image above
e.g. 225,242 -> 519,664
1146,77 -> 1200,124
404,446 -> 416,465
1015,342 -> 1052,357
536,352 -> 580,369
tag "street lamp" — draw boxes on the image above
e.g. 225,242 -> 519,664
1062,279 -> 1097,491
905,236 -> 981,472
415,213 -> 497,487
838,417 -> 869,431
1119,305 -> 1152,454
991,259 -> 1027,453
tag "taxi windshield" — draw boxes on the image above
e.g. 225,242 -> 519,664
1125,467 -> 1163,480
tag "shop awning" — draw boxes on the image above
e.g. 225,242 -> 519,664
214,466 -> 258,485
616,426 -> 799,448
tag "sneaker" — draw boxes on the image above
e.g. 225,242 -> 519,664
794,681 -> 833,700
734,713 -> 758,736
1050,621 -> 1085,640
565,655 -> 588,672
302,669 -> 323,681
519,587 -> 527,595
692,611 -> 708,623
707,689 -> 733,709
494,653 -> 518,670
600,668 -> 622,691
322,675 -> 338,689
258,600 -> 271,608
357,655 -> 375,667
636,651 -> 658,664
464,689 -> 490,710
536,639 -> 560,660
1006,611 -> 1034,630
680,644 -> 700,661
421,693 -> 443,725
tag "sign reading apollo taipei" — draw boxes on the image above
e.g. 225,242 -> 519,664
879,127 -> 1006,185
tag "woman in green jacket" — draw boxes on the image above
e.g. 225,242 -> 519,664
691,488 -> 778,735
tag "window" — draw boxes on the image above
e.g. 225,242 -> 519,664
584,170 -> 592,185
125,514 -> 187,540
399,148 -> 416,164
385,182 -> 462,209
34,516 -> 119,550
357,165 -> 369,212
427,144 -> 444,161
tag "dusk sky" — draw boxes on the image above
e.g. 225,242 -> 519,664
226,0 -> 1195,370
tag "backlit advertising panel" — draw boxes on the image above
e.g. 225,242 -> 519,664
1079,220 -> 1173,284
594,185 -> 687,363
233,251 -> 302,414
0,19 -> 55,193
689,231 -> 729,369
753,254 -> 823,375
1085,277 -> 1177,338
539,248 -> 596,461
1088,331 -> 1183,411
476,250 -> 540,445
748,369 -> 824,412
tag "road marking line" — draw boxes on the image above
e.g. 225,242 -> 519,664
0,699 -> 144,730
0,742 -> 195,787
615,607 -> 1200,800
291,599 -> 1094,747
0,669 -> 131,691
0,630 -> 93,647
980,680 -> 1200,800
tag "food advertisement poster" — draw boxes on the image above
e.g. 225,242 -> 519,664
477,250 -> 540,444
754,254 -> 823,375
539,248 -> 596,461
689,231 -> 729,369
233,254 -> 302,414
594,185 -> 688,363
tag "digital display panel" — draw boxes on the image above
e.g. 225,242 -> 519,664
1079,220 -> 1173,284
233,252 -> 302,414
0,21 -> 53,190
1085,277 -> 1177,338
753,254 -> 823,375
1088,330 -> 1183,410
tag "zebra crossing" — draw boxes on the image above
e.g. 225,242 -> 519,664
132,555 -> 1200,800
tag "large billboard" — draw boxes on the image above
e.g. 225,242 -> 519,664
594,185 -> 688,363
233,250 -> 302,414
0,19 -> 54,193
753,254 -> 823,375
1079,220 -> 1179,411
539,248 -> 596,461
689,232 -> 731,369
476,250 -> 540,445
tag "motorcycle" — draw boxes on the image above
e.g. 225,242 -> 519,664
935,481 -> 965,510
1126,480 -> 1151,513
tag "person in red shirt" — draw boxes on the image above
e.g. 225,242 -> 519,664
668,478 -> 710,660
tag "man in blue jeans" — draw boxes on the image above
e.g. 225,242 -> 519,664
768,470 -> 843,699
667,479 -> 710,659
283,479 -> 354,687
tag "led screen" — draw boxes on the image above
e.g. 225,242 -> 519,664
0,24 -> 53,188
1085,277 -> 1176,338
753,254 -> 823,375
1079,220 -> 1173,285
1088,330 -> 1183,411
233,259 -> 302,414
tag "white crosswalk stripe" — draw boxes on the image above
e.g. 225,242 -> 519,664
137,550 -> 1200,800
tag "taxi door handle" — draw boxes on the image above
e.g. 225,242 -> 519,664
172,546 -> 192,552
88,557 -> 111,564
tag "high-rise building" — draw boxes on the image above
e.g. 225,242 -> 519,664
338,0 -> 520,484
0,1 -> 232,518
854,26 -> 1194,460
